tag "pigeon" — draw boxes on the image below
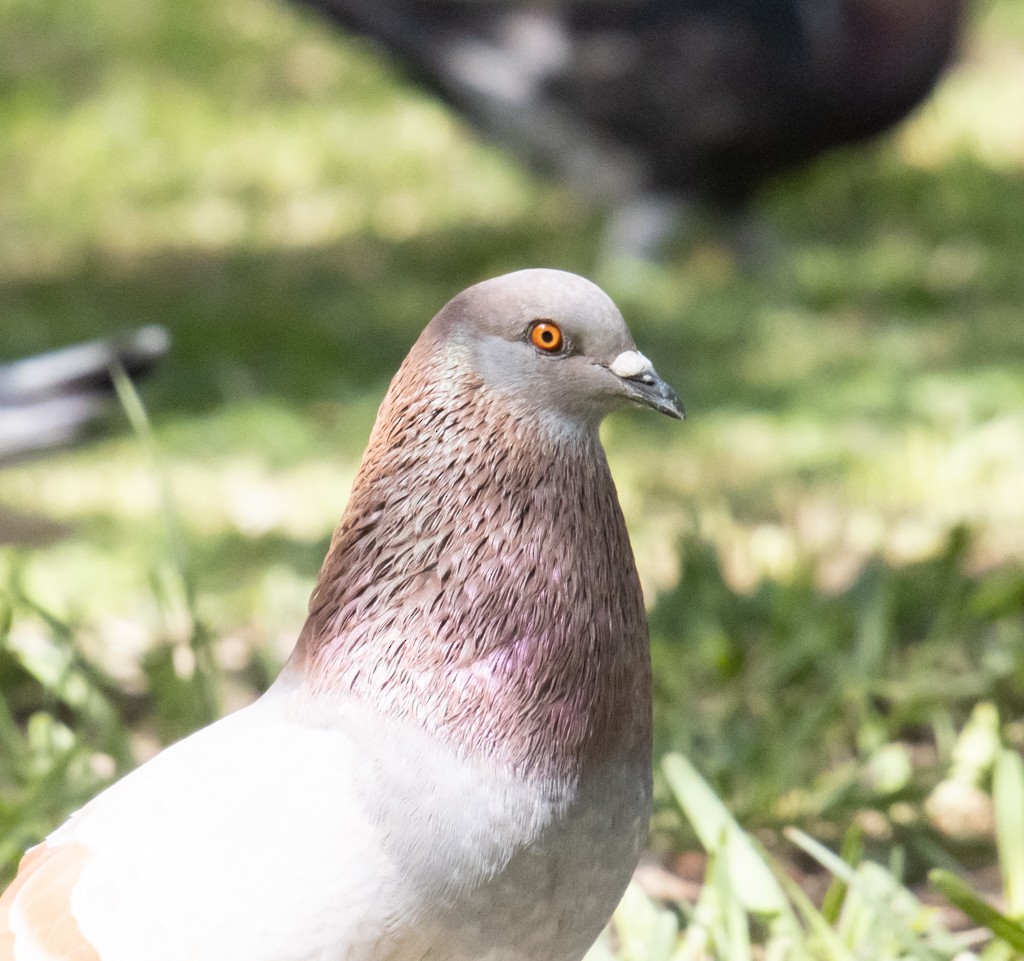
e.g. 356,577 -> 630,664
0,269 -> 682,961
0,325 -> 170,466
291,0 -> 967,259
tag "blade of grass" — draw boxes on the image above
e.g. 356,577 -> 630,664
784,828 -> 857,885
930,869 -> 1024,953
663,752 -> 789,916
612,882 -> 679,961
110,359 -> 219,727
773,864 -> 856,961
994,749 -> 1024,917
672,882 -> 715,961
710,847 -> 752,961
820,824 -> 863,925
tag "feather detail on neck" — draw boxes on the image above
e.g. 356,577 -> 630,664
284,332 -> 651,783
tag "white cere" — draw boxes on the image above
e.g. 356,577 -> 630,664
609,351 -> 652,379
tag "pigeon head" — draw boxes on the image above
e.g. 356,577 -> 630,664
288,269 -> 679,781
427,268 -> 683,429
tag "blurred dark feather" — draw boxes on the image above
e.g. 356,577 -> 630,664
0,326 -> 170,466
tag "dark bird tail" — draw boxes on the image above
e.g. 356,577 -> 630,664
0,325 -> 170,465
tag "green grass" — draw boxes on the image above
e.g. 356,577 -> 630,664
1,0 -> 1024,953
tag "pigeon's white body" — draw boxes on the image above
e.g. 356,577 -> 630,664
5,681 -> 649,961
30,693 -> 390,961
4,676 -> 651,954
0,269 -> 680,961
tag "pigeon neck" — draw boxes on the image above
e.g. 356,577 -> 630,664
286,345 -> 651,784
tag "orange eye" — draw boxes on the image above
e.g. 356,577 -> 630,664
530,321 -> 564,353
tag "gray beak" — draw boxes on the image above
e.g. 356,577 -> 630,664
609,350 -> 685,420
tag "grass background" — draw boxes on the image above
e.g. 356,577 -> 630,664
1,0 -> 1023,952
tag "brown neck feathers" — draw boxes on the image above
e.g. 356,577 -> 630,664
288,335 -> 651,782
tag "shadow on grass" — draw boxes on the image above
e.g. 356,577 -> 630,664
2,152 -> 1023,435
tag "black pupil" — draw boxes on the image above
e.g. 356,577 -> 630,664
542,329 -> 554,343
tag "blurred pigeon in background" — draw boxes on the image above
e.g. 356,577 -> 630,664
292,0 -> 968,260
0,326 -> 170,466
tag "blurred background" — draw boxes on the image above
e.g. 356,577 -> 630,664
1,0 -> 1023,954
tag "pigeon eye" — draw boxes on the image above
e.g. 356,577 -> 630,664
530,321 -> 564,354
